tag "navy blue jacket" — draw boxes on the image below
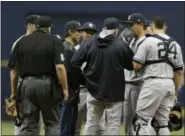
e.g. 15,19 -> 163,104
71,34 -> 134,102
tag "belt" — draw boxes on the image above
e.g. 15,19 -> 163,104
24,75 -> 52,80
145,76 -> 172,80
125,81 -> 143,85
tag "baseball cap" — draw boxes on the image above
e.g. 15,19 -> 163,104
64,21 -> 81,35
80,22 -> 97,32
36,16 -> 54,28
25,15 -> 40,25
122,13 -> 147,25
103,17 -> 120,30
145,20 -> 152,27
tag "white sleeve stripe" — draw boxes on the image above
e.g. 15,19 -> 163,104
11,35 -> 24,52
133,57 -> 144,64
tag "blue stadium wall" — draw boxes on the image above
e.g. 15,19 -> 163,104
1,1 -> 185,120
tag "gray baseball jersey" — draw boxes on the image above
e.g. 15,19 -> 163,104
133,33 -> 184,80
124,36 -> 146,82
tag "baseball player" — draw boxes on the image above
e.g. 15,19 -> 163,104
8,15 -> 43,136
59,21 -> 83,136
132,16 -> 184,135
121,13 -> 148,136
75,22 -> 106,135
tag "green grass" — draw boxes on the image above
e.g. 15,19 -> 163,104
1,121 -> 184,135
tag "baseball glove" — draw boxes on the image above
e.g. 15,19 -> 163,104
169,102 -> 183,131
5,98 -> 17,117
119,27 -> 135,44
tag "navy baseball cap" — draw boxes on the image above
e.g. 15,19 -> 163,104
103,17 -> 120,30
36,16 -> 54,28
122,13 -> 147,25
25,15 -> 40,25
64,21 -> 81,35
145,20 -> 152,27
80,22 -> 97,32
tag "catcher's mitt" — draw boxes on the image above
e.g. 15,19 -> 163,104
119,27 -> 135,44
169,102 -> 183,131
5,98 -> 17,117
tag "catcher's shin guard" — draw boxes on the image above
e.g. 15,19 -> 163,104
132,114 -> 150,136
151,118 -> 169,135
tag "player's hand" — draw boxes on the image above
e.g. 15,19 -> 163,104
10,93 -> 16,100
62,90 -> 69,103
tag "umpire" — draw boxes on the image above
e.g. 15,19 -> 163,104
8,16 -> 69,135
71,17 -> 134,135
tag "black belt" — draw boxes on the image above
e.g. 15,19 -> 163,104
145,76 -> 172,80
125,81 -> 143,85
23,75 -> 52,80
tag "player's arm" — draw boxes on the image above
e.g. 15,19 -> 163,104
71,40 -> 88,68
118,39 -> 134,70
173,44 -> 184,96
8,42 -> 20,100
10,69 -> 19,100
54,39 -> 68,101
133,40 -> 148,71
174,70 -> 183,96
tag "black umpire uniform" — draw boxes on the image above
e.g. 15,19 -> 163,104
8,16 -> 65,135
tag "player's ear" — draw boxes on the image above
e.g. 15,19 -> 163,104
27,23 -> 31,27
164,25 -> 167,33
68,30 -> 73,36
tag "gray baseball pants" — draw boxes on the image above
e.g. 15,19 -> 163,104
83,92 -> 122,135
14,112 -> 42,135
75,87 -> 106,135
134,78 -> 175,135
17,77 -> 60,136
123,82 -> 142,135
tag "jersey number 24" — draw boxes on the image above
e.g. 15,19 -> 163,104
157,42 -> 177,60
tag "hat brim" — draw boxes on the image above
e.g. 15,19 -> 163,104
81,28 -> 97,32
120,20 -> 135,24
73,27 -> 83,30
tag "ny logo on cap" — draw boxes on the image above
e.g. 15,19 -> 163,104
128,15 -> 131,20
89,23 -> 93,28
77,22 -> 81,26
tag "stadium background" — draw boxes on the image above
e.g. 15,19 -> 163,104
1,1 -> 185,135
